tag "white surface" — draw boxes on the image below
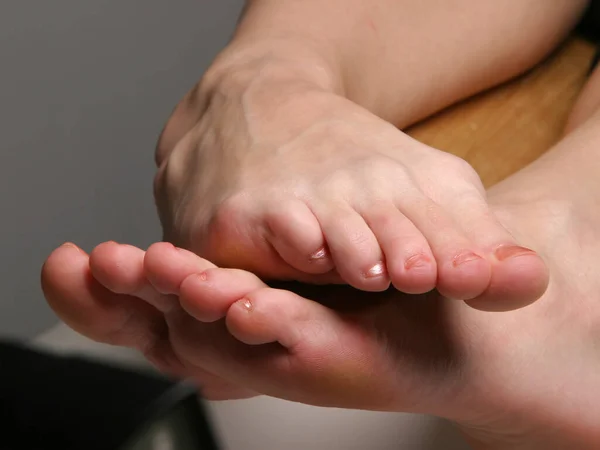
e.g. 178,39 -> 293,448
35,324 -> 471,450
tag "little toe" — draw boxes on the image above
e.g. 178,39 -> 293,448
362,206 -> 437,294
265,200 -> 335,275
89,241 -> 177,313
314,203 -> 390,291
180,268 -> 266,322
144,242 -> 216,295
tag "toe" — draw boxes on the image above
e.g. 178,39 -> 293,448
438,249 -> 491,300
89,241 -> 177,313
223,286 -> 395,408
399,196 -> 492,300
313,203 -> 391,291
466,245 -> 549,311
362,205 -> 437,294
225,287 -> 348,350
442,192 -> 550,310
41,243 -> 169,355
144,242 -> 216,294
226,288 -> 302,346
43,242 -> 255,396
265,200 -> 335,275
179,268 -> 265,322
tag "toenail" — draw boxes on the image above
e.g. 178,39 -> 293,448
452,251 -> 483,267
405,254 -> 431,270
196,271 -> 208,282
494,245 -> 537,261
237,298 -> 253,312
63,242 -> 84,253
364,262 -> 387,278
310,247 -> 328,261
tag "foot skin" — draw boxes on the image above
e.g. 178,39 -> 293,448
40,241 -> 256,401
156,84 -> 548,310
42,111 -> 600,447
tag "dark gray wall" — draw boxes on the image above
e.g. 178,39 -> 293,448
1,0 -> 242,339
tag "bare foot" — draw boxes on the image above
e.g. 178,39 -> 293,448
43,108 -> 600,448
155,66 -> 548,310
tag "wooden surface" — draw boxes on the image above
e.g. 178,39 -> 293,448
407,38 -> 597,187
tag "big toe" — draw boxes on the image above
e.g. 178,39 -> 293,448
41,243 -> 92,328
443,193 -> 549,310
41,243 -> 165,350
403,186 -> 548,309
466,245 -> 549,311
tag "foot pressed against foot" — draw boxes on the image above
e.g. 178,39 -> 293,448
156,81 -> 548,310
43,107 -> 600,448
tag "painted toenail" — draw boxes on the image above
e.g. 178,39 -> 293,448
494,245 -> 537,261
452,251 -> 483,267
238,298 -> 253,312
310,247 -> 328,260
196,271 -> 208,282
365,262 -> 387,278
405,254 -> 431,270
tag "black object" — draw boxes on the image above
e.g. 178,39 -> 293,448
575,1 -> 600,74
578,1 -> 600,43
0,339 -> 221,450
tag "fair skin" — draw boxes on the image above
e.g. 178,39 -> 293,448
42,94 -> 600,448
41,0 -> 600,448
152,0 -> 588,311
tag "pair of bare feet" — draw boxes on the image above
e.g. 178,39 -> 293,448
52,0 -> 600,446
43,82 -> 600,450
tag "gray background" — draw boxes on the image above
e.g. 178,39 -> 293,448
1,0 -> 242,339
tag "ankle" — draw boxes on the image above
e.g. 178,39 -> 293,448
201,39 -> 345,102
